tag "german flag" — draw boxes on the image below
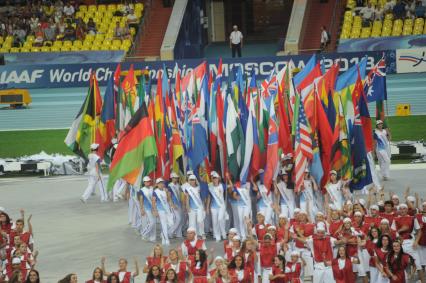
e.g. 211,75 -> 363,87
107,102 -> 157,190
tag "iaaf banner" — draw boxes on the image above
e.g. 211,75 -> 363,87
0,50 -> 396,89
396,48 -> 426,73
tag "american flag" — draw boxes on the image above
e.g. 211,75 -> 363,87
294,101 -> 313,192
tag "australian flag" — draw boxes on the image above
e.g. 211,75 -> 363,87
364,56 -> 387,102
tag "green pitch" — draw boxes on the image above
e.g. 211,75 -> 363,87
0,116 -> 425,159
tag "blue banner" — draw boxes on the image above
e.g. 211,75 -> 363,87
0,50 -> 396,89
3,50 -> 125,65
338,35 -> 426,53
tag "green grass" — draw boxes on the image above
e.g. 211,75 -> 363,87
0,129 -> 73,158
0,115 -> 424,158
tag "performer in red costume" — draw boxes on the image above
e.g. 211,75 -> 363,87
332,246 -> 357,283
101,257 -> 139,283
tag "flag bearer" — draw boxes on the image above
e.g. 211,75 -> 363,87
153,178 -> 173,245
81,143 -> 108,203
140,176 -> 156,242
207,171 -> 228,242
184,175 -> 206,238
168,172 -> 184,239
373,120 -> 391,180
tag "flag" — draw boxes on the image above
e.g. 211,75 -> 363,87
121,64 -> 138,111
364,56 -> 387,102
294,100 -> 313,193
240,83 -> 254,184
225,94 -> 244,180
335,57 -> 367,91
65,74 -> 102,159
209,59 -> 221,171
99,77 -> 116,160
263,96 -> 279,191
317,63 -> 339,130
107,103 -> 157,189
293,54 -> 319,90
154,70 -> 167,177
277,75 -> 292,156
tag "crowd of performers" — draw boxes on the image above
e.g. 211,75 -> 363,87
71,119 -> 422,283
0,209 -> 40,283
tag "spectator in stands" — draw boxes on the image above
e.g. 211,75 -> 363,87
58,273 -> 78,283
415,0 -> 426,17
25,269 -> 40,283
44,18 -> 57,43
43,2 -> 55,18
374,4 -> 385,20
114,21 -> 130,41
13,24 -> 27,46
75,20 -> 86,41
320,25 -> 330,52
127,10 -> 139,31
87,18 -> 96,35
54,4 -> 63,23
229,25 -> 243,58
33,26 -> 44,47
63,22 -> 76,41
57,17 -> 66,39
393,0 -> 407,19
29,15 -> 39,33
0,20 -> 6,37
63,2 -> 75,19
121,1 -> 132,15
356,0 -> 364,7
360,3 -> 375,26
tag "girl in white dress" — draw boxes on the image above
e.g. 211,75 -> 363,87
373,120 -> 391,180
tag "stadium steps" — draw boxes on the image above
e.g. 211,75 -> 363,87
132,0 -> 173,59
300,0 -> 339,53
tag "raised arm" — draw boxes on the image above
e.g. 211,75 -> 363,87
101,257 -> 112,276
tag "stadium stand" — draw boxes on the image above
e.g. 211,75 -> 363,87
341,0 -> 426,39
0,1 -> 144,53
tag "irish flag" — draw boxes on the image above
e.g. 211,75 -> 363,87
107,103 -> 157,190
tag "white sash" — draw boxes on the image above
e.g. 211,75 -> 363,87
140,187 -> 153,207
187,185 -> 204,209
277,182 -> 290,204
169,183 -> 182,207
155,189 -> 174,226
326,181 -> 341,204
209,184 -> 226,208
237,186 -> 250,207
258,182 -> 272,206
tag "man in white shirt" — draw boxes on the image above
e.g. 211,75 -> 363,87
320,26 -> 329,52
229,25 -> 243,58
360,3 -> 374,26
81,143 -> 108,203
63,3 -> 75,18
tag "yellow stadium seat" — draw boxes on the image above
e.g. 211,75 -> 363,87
103,39 -> 112,46
135,11 -> 142,19
31,47 -> 40,52
70,46 -> 80,51
112,39 -> 121,46
79,5 -> 87,12
381,26 -> 391,36
135,3 -> 144,10
107,4 -> 117,12
41,46 -> 50,52
20,47 -> 30,52
95,34 -> 105,41
53,40 -> 62,47
26,35 -> 35,43
122,39 -> 132,47
5,35 -> 13,43
80,45 -> 91,51
98,5 -> 107,12
2,42 -> 12,49
10,47 -> 19,53
117,4 -> 124,11
120,44 -> 130,52
84,34 -> 95,42
104,11 -> 113,19
110,45 -> 120,51
0,48 -> 9,53
404,19 -> 413,27
93,39 -> 103,46
0,37 -> 3,45
63,40 -> 73,47
75,11 -> 84,18
385,13 -> 394,20
350,28 -> 361,38
73,40 -> 82,47
60,46 -> 70,52
130,27 -> 136,36
100,45 -> 110,51
88,5 -> 97,13
91,45 -> 101,51
360,27 -> 371,38
23,41 -> 32,48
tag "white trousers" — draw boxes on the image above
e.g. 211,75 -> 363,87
112,179 -> 126,201
237,205 -> 251,240
295,247 -> 313,277
211,207 -> 227,241
258,205 -> 274,224
261,267 -> 273,283
402,239 -> 422,270
280,203 -> 295,219
377,149 -> 391,178
419,246 -> 426,266
131,198 -> 142,229
82,175 -> 108,201
158,211 -> 170,245
140,210 -> 156,241
370,266 -> 380,283
188,209 -> 205,236
231,203 -> 240,233
169,207 -> 184,238
312,263 -> 335,283
300,192 -> 317,221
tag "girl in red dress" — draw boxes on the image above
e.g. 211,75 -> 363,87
212,266 -> 232,283
374,234 -> 392,283
385,241 -> 415,283
189,249 -> 208,283
332,246 -> 357,283
276,215 -> 290,243
366,227 -> 380,283
86,267 -> 106,283
227,255 -> 251,283
101,257 -> 140,283
106,274 -> 119,283
285,251 -> 304,283
208,256 -> 225,281
145,265 -> 162,283
144,245 -> 167,273
269,255 -> 286,283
